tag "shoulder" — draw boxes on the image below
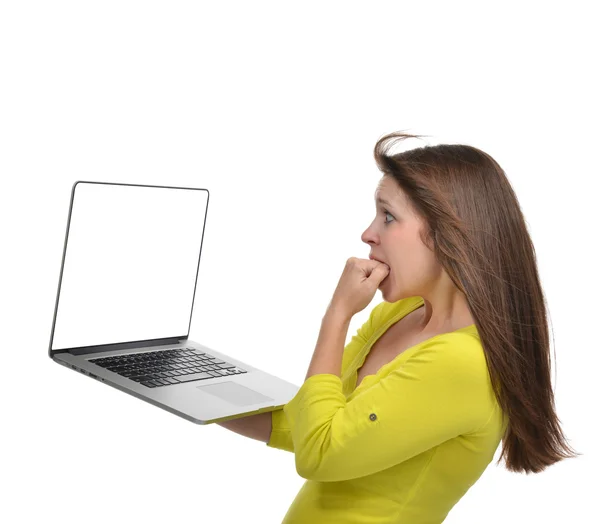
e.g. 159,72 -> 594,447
428,332 -> 501,430
422,331 -> 485,364
412,332 -> 492,394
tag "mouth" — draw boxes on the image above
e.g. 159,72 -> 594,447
370,254 -> 391,285
369,254 -> 386,264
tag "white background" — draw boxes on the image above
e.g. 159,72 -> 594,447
1,1 -> 596,523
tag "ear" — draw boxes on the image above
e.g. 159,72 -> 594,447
421,227 -> 436,252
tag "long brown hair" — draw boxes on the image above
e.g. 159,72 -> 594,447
373,130 -> 581,474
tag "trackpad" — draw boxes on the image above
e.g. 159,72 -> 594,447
196,381 -> 274,406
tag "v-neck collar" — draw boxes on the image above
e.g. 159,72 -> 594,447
345,297 -> 478,397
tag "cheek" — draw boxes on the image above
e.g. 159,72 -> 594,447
412,255 -> 440,282
396,249 -> 433,278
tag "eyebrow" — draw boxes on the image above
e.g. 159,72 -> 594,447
375,196 -> 393,207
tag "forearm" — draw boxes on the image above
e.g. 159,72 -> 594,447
216,411 -> 273,443
305,309 -> 352,380
217,311 -> 350,443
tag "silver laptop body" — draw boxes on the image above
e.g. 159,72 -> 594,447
49,181 -> 299,424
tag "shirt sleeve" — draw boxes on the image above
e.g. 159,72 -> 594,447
266,408 -> 294,452
282,334 -> 491,482
266,302 -> 388,453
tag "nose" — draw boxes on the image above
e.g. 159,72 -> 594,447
361,226 -> 375,245
361,216 -> 383,252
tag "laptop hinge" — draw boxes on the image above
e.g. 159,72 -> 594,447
66,336 -> 188,356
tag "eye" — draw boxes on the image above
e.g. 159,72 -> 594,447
383,209 -> 394,225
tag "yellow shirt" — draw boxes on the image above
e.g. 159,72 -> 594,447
266,296 -> 508,523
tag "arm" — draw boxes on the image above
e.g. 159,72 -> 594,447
265,302 -> 386,454
266,408 -> 294,452
216,408 -> 295,452
219,302 -> 387,453
284,335 -> 491,482
216,411 -> 273,443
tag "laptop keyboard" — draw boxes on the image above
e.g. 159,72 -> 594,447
89,347 -> 247,388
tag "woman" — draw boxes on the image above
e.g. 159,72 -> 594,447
218,130 -> 580,523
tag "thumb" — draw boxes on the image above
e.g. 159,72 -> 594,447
371,263 -> 390,282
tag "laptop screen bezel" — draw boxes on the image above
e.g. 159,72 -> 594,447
48,180 -> 209,358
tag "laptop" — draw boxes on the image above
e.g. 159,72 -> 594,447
49,181 -> 300,424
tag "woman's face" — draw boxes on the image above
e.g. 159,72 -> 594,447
361,176 -> 441,302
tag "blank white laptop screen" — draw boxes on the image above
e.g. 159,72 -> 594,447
51,182 -> 209,351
